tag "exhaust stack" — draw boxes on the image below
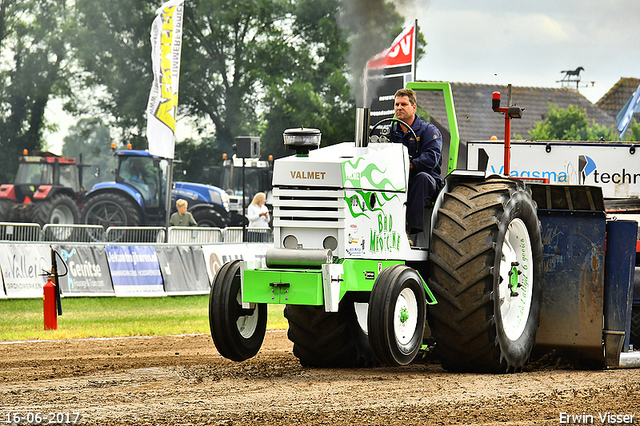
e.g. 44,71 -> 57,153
355,108 -> 370,147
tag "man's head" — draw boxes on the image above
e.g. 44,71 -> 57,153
394,88 -> 417,126
176,199 -> 188,215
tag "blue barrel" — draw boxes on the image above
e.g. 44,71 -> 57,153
604,220 -> 638,353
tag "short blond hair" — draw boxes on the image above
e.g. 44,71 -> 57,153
176,199 -> 188,208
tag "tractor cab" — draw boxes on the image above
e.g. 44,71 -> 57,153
115,152 -> 166,209
11,153 -> 81,202
82,149 -> 229,228
0,151 -> 86,225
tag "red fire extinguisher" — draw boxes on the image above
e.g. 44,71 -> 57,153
43,248 -> 63,330
43,277 -> 57,330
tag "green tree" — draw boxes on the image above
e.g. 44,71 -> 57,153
258,0 -> 415,158
260,0 -> 356,159
61,118 -> 117,189
339,0 -> 420,105
73,0 -> 156,149
173,137 -> 223,184
71,0 -> 415,171
529,103 -> 617,141
0,0 -> 71,183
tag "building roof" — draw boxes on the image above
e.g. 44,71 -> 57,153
414,82 -> 617,144
595,77 -> 640,118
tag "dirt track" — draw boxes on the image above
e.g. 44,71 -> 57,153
1,331 -> 639,425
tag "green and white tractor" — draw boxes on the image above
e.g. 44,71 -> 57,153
208,82 -> 638,372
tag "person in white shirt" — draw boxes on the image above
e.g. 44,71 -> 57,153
247,192 -> 269,228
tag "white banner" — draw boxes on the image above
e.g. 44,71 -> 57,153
202,243 -> 270,284
146,0 -> 185,159
467,141 -> 640,199
0,245 -> 51,298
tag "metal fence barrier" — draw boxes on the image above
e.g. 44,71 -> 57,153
167,227 -> 223,243
224,227 -> 273,243
105,226 -> 166,243
223,227 -> 244,243
0,222 -> 41,242
42,224 -> 105,243
0,223 -> 274,244
245,227 -> 274,243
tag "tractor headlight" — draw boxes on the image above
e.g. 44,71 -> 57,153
209,189 -> 230,212
323,236 -> 338,251
283,234 -> 299,249
220,191 -> 229,212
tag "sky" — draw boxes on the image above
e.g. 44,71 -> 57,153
409,0 -> 640,104
45,0 -> 640,155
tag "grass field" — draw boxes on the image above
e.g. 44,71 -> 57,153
0,296 -> 288,341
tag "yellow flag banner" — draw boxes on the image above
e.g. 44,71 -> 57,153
146,0 -> 185,159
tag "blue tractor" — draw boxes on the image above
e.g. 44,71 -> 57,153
81,150 -> 229,228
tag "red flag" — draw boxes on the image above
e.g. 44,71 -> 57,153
366,23 -> 416,70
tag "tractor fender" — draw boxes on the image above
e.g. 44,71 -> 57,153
0,184 -> 17,200
85,182 -> 145,208
38,186 -> 78,202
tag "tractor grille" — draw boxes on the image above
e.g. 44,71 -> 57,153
273,187 -> 344,228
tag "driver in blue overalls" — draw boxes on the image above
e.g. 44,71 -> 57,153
390,88 -> 444,237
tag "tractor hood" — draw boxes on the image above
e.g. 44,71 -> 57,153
173,182 -> 229,212
272,142 -> 409,192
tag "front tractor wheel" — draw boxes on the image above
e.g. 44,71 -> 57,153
209,260 -> 267,361
428,178 -> 543,373
368,264 -> 426,366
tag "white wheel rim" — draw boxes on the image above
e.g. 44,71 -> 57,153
49,205 -> 74,239
394,287 -> 419,349
498,218 -> 534,341
236,290 -> 258,339
51,205 -> 74,224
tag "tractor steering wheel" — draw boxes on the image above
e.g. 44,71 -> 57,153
369,117 -> 419,159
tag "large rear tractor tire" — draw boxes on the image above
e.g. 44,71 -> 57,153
81,193 -> 141,228
368,264 -> 426,366
192,208 -> 226,228
209,260 -> 267,361
0,200 -> 15,222
285,299 -> 377,368
428,178 -> 543,373
33,194 -> 79,226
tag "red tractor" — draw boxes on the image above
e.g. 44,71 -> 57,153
0,151 -> 94,226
